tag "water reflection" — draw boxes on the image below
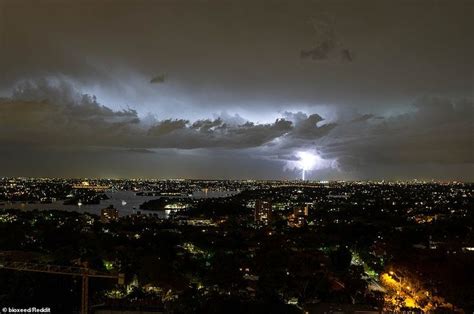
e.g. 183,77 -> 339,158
0,190 -> 238,219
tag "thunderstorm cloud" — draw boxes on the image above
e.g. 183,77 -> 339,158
0,0 -> 472,180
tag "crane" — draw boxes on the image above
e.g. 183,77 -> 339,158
0,259 -> 124,314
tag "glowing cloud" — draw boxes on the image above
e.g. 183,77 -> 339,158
297,151 -> 319,171
284,150 -> 337,180
298,151 -> 319,180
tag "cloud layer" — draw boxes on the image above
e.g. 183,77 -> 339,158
0,79 -> 472,179
0,80 -> 329,150
0,0 -> 472,179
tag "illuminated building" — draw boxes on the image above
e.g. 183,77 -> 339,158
73,181 -> 111,191
254,199 -> 272,225
288,204 -> 309,227
101,205 -> 119,223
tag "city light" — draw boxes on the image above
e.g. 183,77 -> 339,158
0,177 -> 469,312
0,0 -> 471,311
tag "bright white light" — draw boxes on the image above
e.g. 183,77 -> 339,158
297,151 -> 319,171
297,151 -> 320,180
283,150 -> 337,180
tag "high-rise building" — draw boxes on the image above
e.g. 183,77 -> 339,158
101,205 -> 119,223
288,204 -> 309,227
254,199 -> 272,225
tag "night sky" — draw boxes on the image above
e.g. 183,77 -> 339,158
0,0 -> 472,180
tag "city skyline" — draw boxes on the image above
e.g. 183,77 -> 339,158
1,176 -> 472,312
0,0 -> 473,180
1,1 -> 473,312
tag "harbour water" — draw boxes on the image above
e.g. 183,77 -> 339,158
0,190 -> 239,218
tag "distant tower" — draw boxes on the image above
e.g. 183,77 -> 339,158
288,204 -> 310,228
254,199 -> 272,225
302,169 -> 305,181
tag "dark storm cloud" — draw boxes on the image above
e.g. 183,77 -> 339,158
272,112 -> 337,149
1,78 -> 473,179
340,49 -> 354,62
300,13 -> 354,63
300,13 -> 336,61
0,79 -> 472,179
290,114 -> 336,140
322,97 -> 474,170
0,0 -> 472,179
350,114 -> 375,123
0,80 -> 297,150
147,117 -> 293,149
148,119 -> 189,136
150,74 -> 166,84
300,42 -> 335,61
1,0 -> 472,113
